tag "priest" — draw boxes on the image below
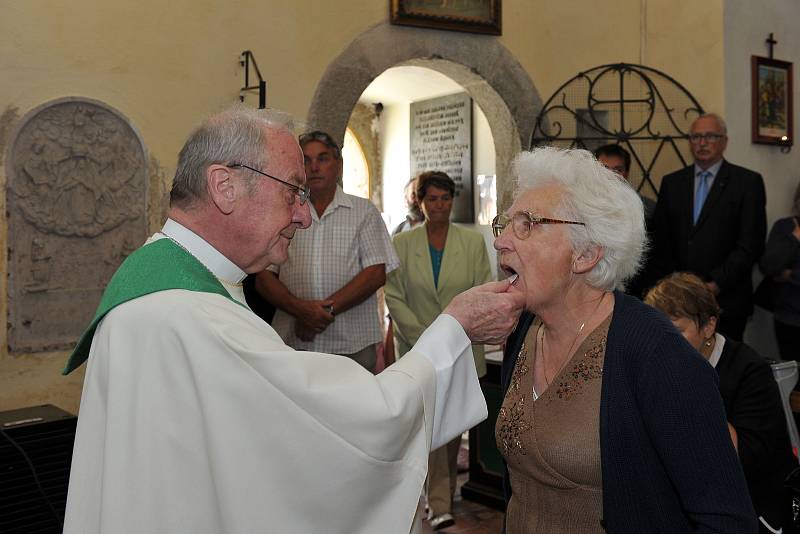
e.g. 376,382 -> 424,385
62,105 -> 523,534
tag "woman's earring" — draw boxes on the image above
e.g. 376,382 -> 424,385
704,338 -> 713,347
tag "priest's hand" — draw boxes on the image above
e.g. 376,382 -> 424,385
444,279 -> 525,345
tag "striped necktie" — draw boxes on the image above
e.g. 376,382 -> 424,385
693,170 -> 712,224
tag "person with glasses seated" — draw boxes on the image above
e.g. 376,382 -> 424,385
651,113 -> 766,341
645,272 -> 795,534
494,147 -> 756,533
61,106 -> 525,534
257,130 -> 397,373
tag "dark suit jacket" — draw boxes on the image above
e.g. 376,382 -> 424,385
759,216 -> 800,325
716,338 -> 795,528
652,160 -> 766,317
499,291 -> 757,532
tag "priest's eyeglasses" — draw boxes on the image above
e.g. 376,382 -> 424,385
492,210 -> 586,240
227,163 -> 310,205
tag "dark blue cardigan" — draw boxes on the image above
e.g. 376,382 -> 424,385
500,291 -> 757,533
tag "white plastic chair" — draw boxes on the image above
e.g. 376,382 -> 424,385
771,360 -> 800,462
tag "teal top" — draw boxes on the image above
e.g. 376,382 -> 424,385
63,238 -> 243,375
429,244 -> 444,288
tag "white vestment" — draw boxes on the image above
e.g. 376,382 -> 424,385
63,222 -> 487,534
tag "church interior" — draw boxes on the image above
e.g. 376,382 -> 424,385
1,0 -> 800,532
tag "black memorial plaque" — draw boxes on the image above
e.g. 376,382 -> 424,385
410,93 -> 473,222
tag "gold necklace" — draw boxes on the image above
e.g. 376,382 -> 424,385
539,292 -> 607,388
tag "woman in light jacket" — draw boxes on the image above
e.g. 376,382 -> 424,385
386,170 -> 492,531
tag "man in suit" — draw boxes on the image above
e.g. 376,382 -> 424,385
652,113 -> 767,340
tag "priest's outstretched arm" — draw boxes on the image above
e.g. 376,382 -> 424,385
64,274 -> 522,534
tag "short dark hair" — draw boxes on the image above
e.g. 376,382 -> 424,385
594,144 -> 631,173
299,130 -> 341,160
644,272 -> 721,328
416,171 -> 455,200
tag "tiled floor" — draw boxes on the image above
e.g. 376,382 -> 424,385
419,454 -> 504,534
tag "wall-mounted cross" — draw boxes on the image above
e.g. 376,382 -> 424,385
766,33 -> 777,59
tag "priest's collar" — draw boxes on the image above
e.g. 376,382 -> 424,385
160,219 -> 246,285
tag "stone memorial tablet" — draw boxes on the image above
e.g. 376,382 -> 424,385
6,98 -> 147,352
410,93 -> 473,222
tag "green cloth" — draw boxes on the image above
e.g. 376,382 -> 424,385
63,238 -> 243,375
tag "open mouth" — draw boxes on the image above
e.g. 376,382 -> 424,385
500,264 -> 520,285
500,263 -> 517,276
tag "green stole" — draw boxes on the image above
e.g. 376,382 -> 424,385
63,238 -> 244,375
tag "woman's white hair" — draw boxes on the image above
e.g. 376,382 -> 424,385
512,146 -> 647,291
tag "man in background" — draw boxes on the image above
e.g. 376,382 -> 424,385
594,143 -> 656,223
393,176 -> 425,235
257,131 -> 398,372
651,113 -> 767,340
595,143 -> 656,298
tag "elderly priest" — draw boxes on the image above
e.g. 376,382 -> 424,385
61,106 -> 523,534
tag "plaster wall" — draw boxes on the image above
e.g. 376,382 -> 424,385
1,0 -> 726,412
473,101 -> 497,196
504,0 -> 725,115
723,0 -> 800,358
380,102 -> 412,228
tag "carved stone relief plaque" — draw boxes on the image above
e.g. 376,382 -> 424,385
6,98 -> 147,352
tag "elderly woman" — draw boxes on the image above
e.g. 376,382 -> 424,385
386,170 -> 492,530
493,147 -> 756,533
645,272 -> 795,534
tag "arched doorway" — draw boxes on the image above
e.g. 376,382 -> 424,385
305,22 -> 543,212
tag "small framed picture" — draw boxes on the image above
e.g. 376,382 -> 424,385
390,0 -> 501,36
751,55 -> 793,146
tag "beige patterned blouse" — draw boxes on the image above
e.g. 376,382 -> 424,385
496,314 -> 611,534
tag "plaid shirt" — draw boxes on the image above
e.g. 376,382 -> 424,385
269,186 -> 399,354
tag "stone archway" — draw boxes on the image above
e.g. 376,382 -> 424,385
306,22 -> 543,210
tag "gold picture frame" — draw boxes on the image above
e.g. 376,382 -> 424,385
390,0 -> 501,35
751,55 -> 793,146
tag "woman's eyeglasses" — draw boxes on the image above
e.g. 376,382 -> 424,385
492,210 -> 585,240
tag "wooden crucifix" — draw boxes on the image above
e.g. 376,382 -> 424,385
766,33 -> 777,59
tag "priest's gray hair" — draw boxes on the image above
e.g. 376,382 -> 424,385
170,104 -> 294,208
512,147 -> 646,291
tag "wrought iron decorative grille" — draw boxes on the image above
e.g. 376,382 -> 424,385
530,63 -> 704,198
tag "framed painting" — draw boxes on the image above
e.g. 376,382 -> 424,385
390,0 -> 501,35
751,56 -> 793,146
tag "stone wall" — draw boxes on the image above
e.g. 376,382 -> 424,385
347,102 -> 383,208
